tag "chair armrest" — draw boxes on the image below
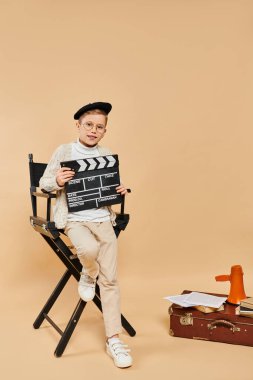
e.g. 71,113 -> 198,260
31,191 -> 56,199
30,216 -> 59,238
113,213 -> 130,237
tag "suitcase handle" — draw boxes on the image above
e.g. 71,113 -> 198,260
208,319 -> 240,333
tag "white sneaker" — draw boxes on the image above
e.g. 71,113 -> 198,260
106,338 -> 133,368
78,272 -> 96,302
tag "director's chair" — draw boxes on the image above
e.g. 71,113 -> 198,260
29,153 -> 136,357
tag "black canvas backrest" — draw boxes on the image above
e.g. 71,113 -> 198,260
29,154 -> 47,188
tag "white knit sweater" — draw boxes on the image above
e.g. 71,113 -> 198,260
39,142 -> 116,229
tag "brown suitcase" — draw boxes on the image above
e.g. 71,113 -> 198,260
169,290 -> 253,347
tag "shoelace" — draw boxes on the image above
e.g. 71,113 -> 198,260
110,341 -> 131,356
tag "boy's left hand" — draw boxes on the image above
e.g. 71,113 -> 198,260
116,184 -> 128,195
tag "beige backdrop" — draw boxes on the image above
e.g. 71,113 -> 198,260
1,1 -> 253,379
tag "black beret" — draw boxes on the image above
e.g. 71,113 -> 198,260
74,102 -> 112,120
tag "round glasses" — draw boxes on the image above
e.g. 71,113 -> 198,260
80,122 -> 106,134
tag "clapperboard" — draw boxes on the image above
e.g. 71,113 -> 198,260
60,155 -> 122,212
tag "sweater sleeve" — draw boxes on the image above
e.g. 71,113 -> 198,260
39,145 -> 66,192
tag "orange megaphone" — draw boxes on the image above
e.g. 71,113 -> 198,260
215,265 -> 246,305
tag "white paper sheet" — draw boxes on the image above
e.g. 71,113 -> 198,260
184,292 -> 227,308
163,294 -> 196,307
164,292 -> 227,308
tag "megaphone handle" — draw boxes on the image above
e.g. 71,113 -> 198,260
215,275 -> 230,282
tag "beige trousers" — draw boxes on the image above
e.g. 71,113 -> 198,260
64,220 -> 122,337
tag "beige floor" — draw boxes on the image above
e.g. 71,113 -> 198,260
2,268 -> 253,380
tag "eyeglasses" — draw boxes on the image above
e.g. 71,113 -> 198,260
80,122 -> 106,134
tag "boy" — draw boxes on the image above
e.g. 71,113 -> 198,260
39,102 -> 132,368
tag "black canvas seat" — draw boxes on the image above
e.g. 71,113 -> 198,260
29,153 -> 136,357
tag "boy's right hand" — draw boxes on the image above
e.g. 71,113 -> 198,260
56,167 -> 75,187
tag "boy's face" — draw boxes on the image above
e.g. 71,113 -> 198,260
77,113 -> 107,147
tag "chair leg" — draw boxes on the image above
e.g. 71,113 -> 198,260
121,315 -> 136,337
54,299 -> 87,357
33,270 -> 71,329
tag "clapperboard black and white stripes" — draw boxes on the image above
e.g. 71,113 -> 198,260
61,154 -> 122,212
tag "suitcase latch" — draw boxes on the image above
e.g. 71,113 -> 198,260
180,313 -> 193,326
